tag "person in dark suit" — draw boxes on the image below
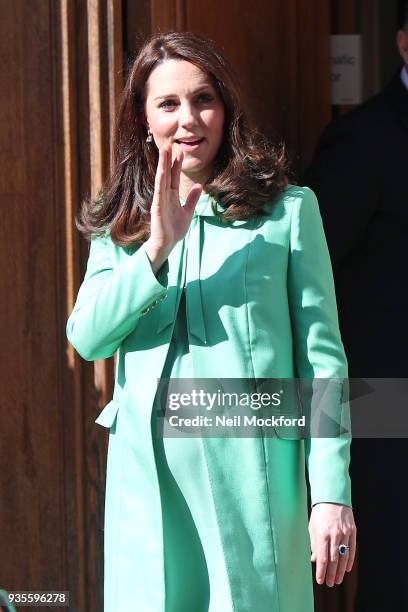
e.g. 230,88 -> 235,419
303,3 -> 408,609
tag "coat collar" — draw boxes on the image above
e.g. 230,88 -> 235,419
179,192 -> 223,217
180,191 -> 250,226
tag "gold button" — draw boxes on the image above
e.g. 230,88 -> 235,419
141,306 -> 150,315
160,294 -> 167,301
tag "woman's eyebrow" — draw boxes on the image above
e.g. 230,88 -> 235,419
153,85 -> 214,101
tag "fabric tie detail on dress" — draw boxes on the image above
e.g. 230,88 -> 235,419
156,194 -> 217,341
185,211 -> 207,344
183,194 -> 219,345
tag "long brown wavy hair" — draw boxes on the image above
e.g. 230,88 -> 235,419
76,31 -> 289,247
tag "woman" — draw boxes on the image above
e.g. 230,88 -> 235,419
66,31 -> 356,612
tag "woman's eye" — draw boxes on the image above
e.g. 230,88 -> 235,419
159,100 -> 177,109
196,93 -> 213,103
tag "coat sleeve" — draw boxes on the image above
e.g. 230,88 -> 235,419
287,187 -> 352,508
66,234 -> 169,361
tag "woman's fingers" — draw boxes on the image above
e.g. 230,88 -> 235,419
324,534 -> 343,587
334,536 -> 350,585
310,544 -> 317,563
184,183 -> 203,217
315,534 -> 329,585
327,529 -> 356,586
152,146 -> 202,244
154,146 -> 174,197
311,550 -> 317,563
346,525 -> 357,573
309,525 -> 317,562
154,147 -> 167,199
170,150 -> 183,192
167,144 -> 172,189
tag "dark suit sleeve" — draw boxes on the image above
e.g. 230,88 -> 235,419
303,117 -> 380,269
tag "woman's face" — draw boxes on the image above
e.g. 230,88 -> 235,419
144,59 -> 225,184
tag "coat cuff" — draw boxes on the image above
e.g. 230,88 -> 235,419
306,437 -> 352,507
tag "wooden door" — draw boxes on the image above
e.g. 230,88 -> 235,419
0,1 -> 122,610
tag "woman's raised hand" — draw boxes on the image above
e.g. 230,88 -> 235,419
144,146 -> 203,274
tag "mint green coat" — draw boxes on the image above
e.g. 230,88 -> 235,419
66,185 -> 352,612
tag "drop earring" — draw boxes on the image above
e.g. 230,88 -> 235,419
146,128 -> 153,143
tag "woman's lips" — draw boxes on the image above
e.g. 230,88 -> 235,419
176,137 -> 204,150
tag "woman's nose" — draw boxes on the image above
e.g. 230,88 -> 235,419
179,102 -> 198,128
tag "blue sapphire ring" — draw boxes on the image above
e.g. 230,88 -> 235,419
338,544 -> 350,556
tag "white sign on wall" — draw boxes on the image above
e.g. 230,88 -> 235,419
330,35 -> 362,105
